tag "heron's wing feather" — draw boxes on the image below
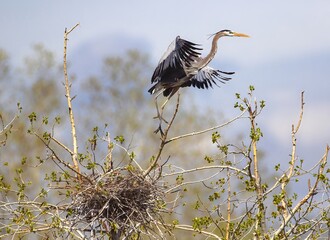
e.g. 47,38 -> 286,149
151,36 -> 202,83
183,66 -> 234,89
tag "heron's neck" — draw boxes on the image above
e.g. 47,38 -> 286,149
197,35 -> 220,69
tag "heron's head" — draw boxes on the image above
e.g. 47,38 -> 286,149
210,30 -> 250,39
219,29 -> 250,38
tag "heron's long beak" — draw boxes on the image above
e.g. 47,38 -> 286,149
233,32 -> 250,38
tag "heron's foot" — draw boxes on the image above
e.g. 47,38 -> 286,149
154,124 -> 164,136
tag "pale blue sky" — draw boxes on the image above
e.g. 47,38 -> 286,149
1,1 -> 330,163
2,1 -> 330,65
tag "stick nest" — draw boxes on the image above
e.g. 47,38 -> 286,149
68,169 -> 164,234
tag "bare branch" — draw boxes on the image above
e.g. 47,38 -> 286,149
50,135 -> 74,155
226,168 -> 231,240
63,23 -> 80,179
170,224 -> 222,240
162,165 -> 250,178
0,114 -> 17,134
0,109 -> 20,145
165,170 -> 220,194
165,109 -> 247,144
66,23 -> 80,35
293,91 -> 304,134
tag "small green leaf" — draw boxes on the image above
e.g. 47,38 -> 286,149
55,116 -> 61,124
212,131 -> 220,143
249,85 -> 255,92
129,151 -> 136,160
219,145 -> 228,155
43,131 -> 51,140
114,135 -> 125,144
172,219 -> 179,226
204,155 -> 214,164
86,162 -> 96,170
28,112 -> 37,123
42,116 -> 49,125
21,157 -> 27,165
260,100 -> 266,108
176,175 -> 184,184
275,164 -> 280,171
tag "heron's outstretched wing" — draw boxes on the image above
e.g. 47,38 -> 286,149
151,36 -> 202,84
183,66 -> 234,89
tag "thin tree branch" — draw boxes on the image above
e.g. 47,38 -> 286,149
293,91 -> 304,134
165,170 -> 220,194
0,109 -> 19,145
50,135 -> 74,155
226,168 -> 231,240
32,131 -> 91,184
281,91 -> 305,218
162,165 -> 250,177
247,99 -> 265,237
170,224 -> 222,240
165,109 -> 247,144
0,114 -> 17,134
63,23 -> 80,179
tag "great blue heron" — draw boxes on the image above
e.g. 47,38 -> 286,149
149,29 -> 249,134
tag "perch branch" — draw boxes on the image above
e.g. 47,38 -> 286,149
143,93 -> 180,177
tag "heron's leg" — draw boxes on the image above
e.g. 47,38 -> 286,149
154,94 -> 161,120
154,97 -> 170,124
153,91 -> 167,121
153,91 -> 168,120
160,98 -> 169,111
154,88 -> 181,135
153,90 -> 168,135
154,87 -> 179,121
